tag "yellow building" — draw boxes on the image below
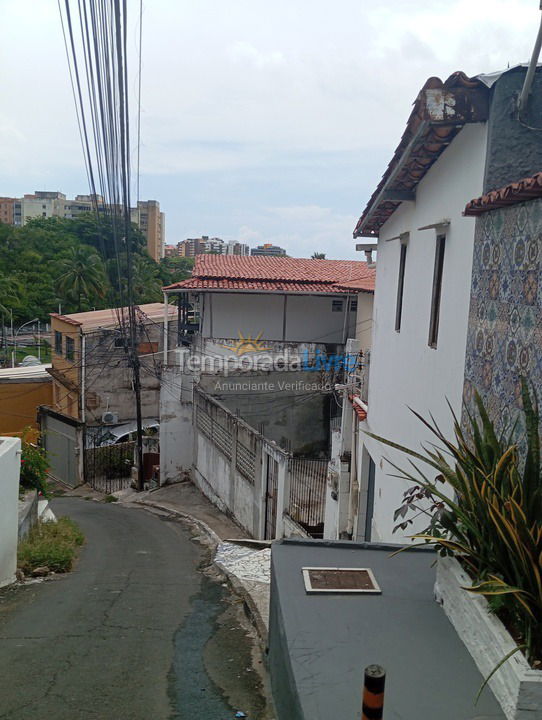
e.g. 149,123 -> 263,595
131,200 -> 165,262
49,304 -> 177,424
0,365 -> 53,435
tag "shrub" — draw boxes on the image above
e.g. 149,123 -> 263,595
18,517 -> 84,574
368,379 -> 542,664
19,428 -> 49,496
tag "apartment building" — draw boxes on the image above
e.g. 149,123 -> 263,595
0,190 -> 165,262
178,236 -> 249,257
250,243 -> 286,257
131,200 -> 165,262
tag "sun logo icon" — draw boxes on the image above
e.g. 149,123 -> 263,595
221,331 -> 271,356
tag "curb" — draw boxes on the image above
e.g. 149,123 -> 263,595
215,560 -> 269,651
129,497 -> 222,547
127,497 -> 268,647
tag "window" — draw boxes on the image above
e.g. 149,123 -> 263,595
428,234 -> 446,348
395,238 -> 408,332
55,331 -> 62,354
350,298 -> 358,312
66,336 -> 75,361
332,299 -> 344,312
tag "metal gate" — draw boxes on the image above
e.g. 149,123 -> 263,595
288,458 -> 328,538
265,455 -> 279,540
38,407 -> 84,488
84,439 -> 135,494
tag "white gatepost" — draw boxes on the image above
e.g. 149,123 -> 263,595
0,437 -> 21,588
275,453 -> 290,539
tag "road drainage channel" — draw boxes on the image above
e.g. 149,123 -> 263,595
169,573 -> 271,719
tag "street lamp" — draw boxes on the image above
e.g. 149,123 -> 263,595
12,318 -> 39,368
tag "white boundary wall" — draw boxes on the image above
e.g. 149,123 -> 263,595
0,437 -> 21,588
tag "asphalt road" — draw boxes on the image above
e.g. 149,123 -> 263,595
0,498 -> 266,720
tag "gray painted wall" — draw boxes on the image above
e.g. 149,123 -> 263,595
200,370 -> 331,455
484,67 -> 542,193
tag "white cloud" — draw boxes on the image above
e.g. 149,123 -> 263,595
1,0 -> 541,256
228,41 -> 285,69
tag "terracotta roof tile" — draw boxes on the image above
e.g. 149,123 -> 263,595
464,172 -> 542,216
354,71 -> 489,238
164,256 -> 375,294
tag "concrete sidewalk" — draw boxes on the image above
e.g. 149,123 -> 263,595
119,481 -> 272,645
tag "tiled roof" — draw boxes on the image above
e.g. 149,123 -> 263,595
464,172 -> 542,216
354,71 -> 489,238
50,303 -> 177,333
164,255 -> 375,294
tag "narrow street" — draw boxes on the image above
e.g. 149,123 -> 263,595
0,499 -> 270,720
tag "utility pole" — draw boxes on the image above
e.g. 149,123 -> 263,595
128,308 -> 144,492
10,309 -> 14,368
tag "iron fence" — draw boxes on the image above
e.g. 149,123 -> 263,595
288,458 -> 328,537
84,440 -> 135,494
195,391 -> 234,460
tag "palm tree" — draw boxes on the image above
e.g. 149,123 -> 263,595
56,245 -> 107,311
311,252 -> 326,259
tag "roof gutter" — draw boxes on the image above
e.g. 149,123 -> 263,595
162,288 -> 370,297
354,120 -> 429,238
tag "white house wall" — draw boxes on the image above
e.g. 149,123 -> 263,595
355,293 -> 374,351
362,122 -> 488,542
284,295 -> 355,344
200,292 -> 357,344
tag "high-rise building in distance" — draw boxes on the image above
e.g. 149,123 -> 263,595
0,190 -> 165,262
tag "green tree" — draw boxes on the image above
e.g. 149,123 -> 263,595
311,252 -> 326,259
56,245 -> 108,311
159,256 -> 194,285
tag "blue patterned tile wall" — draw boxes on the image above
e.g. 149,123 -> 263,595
463,198 -> 542,453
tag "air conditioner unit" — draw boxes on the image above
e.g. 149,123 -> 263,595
102,411 -> 119,425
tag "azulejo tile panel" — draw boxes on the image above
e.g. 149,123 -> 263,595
463,198 -> 542,452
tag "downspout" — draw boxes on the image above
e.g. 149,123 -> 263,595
163,291 -> 169,364
346,410 -> 358,537
518,4 -> 542,115
341,295 -> 350,344
80,330 -> 85,423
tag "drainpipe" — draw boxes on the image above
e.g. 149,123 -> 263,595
346,407 -> 358,538
163,292 -> 169,364
341,296 -> 350,344
80,331 -> 86,423
518,3 -> 542,115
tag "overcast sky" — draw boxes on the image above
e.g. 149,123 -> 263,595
1,0 -> 540,258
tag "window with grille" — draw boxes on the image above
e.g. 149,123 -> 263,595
395,238 -> 408,332
66,336 -> 75,361
55,331 -> 62,355
428,234 -> 446,348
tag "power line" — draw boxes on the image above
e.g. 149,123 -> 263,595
58,0 -> 145,489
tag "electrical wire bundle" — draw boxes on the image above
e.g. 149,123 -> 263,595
58,0 -> 145,489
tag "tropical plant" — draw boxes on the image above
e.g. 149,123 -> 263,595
19,429 -> 50,496
367,380 -> 542,664
311,252 -> 326,259
56,245 -> 107,311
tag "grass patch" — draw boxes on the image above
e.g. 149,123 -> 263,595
103,495 -> 118,503
18,517 -> 85,574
